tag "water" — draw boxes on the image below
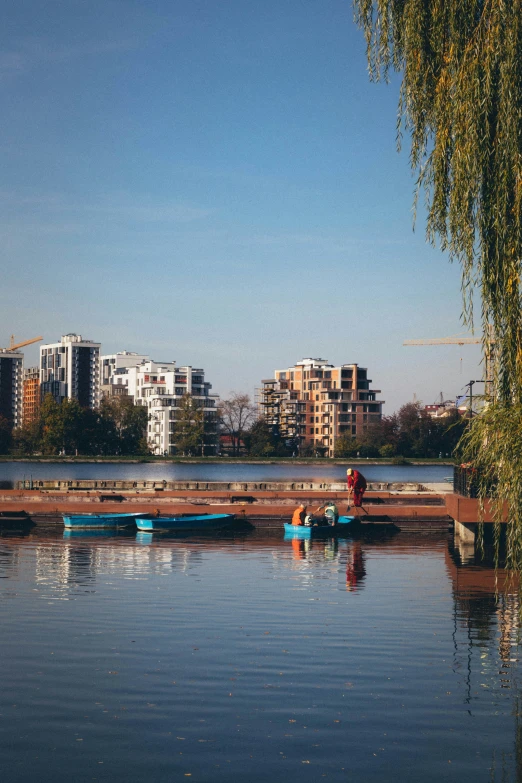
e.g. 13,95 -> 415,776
0,529 -> 519,782
0,461 -> 452,484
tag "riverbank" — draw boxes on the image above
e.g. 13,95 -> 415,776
0,455 -> 455,465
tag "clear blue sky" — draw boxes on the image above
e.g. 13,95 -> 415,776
0,0 -> 483,412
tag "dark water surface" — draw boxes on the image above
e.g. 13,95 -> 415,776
0,461 -> 452,483
1,530 -> 518,783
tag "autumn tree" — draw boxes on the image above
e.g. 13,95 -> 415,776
354,1 -> 522,566
219,393 -> 257,456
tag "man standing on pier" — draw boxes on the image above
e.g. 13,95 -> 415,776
347,469 -> 367,515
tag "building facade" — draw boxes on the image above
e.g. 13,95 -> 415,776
105,358 -> 219,455
40,334 -> 101,408
0,350 -> 23,429
22,367 -> 40,424
100,351 -> 150,396
260,357 -> 384,457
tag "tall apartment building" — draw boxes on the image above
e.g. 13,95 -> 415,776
260,357 -> 384,457
100,351 -> 150,396
23,367 -> 40,424
0,350 -> 23,429
105,358 -> 219,455
40,334 -> 101,408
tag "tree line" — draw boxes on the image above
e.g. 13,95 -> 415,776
0,392 -> 468,459
4,395 -> 149,456
219,397 -> 468,459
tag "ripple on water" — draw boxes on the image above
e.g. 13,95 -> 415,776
0,532 -> 519,783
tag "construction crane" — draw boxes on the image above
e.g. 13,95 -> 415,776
403,332 -> 495,392
2,335 -> 43,352
404,335 -> 481,346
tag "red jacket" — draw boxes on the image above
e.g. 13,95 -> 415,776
347,470 -> 367,491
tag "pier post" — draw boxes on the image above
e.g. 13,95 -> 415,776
454,519 -> 476,545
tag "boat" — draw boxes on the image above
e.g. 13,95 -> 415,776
283,516 -> 356,538
135,513 -> 236,532
62,512 -> 149,529
0,511 -> 34,529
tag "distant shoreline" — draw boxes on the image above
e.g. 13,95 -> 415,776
0,456 -> 455,466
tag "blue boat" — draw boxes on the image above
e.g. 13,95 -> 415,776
136,513 -> 236,532
283,516 -> 356,538
62,512 -> 148,529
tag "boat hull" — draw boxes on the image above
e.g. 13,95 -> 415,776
62,512 -> 148,529
136,513 -> 236,532
283,517 -> 355,538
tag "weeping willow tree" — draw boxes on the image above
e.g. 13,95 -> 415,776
353,0 -> 522,567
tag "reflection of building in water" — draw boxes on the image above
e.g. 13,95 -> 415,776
445,542 -> 520,699
0,545 -> 20,579
497,592 -> 520,665
35,543 -> 96,587
33,540 -> 206,588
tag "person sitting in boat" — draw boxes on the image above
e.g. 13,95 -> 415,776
292,504 -> 307,526
315,502 -> 339,525
346,469 -> 368,514
322,502 -> 339,526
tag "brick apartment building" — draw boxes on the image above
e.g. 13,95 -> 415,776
260,357 -> 384,457
22,367 -> 40,424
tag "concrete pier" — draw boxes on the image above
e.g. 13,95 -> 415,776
0,483 -> 454,532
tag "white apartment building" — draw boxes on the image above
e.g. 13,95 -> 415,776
108,359 -> 219,455
100,351 -> 150,393
40,334 -> 101,408
0,350 -> 23,429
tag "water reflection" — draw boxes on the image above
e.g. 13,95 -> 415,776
345,543 -> 366,591
0,530 -> 521,782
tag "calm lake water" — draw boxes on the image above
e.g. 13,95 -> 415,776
0,461 -> 453,484
0,529 -> 519,782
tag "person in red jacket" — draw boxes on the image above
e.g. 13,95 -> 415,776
346,469 -> 367,514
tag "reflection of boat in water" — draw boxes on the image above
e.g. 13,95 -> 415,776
136,513 -> 237,532
62,512 -> 148,529
62,528 -> 136,539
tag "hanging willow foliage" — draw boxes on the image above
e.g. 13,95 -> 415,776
353,0 -> 522,567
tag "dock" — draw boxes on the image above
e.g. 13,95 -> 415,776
0,480 -> 454,533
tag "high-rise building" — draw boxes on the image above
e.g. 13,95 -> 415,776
260,357 -> 384,457
0,350 -> 23,429
106,358 -> 219,455
22,367 -> 40,424
100,351 -> 150,396
40,334 -> 100,408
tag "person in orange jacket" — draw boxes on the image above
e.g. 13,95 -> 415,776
291,504 -> 307,526
346,469 -> 367,514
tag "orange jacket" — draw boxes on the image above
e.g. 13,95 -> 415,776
292,507 -> 305,526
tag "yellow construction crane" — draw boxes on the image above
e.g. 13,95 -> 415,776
2,335 -> 43,352
403,332 -> 495,392
403,336 -> 481,346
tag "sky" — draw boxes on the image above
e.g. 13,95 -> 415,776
0,0 -> 484,413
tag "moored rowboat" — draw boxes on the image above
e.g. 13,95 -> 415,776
62,512 -> 148,529
136,513 -> 236,532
